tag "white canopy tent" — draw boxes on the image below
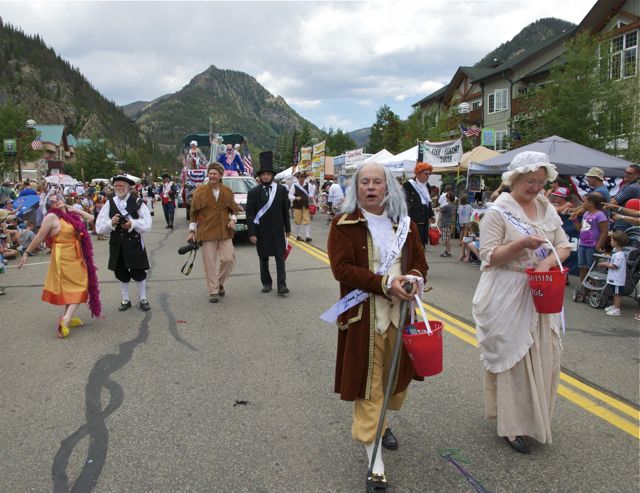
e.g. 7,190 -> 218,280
379,145 -> 419,173
344,149 -> 394,171
275,166 -> 294,181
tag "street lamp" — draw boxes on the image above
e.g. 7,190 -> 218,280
16,118 -> 37,181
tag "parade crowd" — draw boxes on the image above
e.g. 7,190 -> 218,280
1,148 -> 639,492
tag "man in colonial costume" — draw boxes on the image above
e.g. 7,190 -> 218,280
288,171 -> 313,242
96,175 -> 153,311
160,173 -> 178,229
402,161 -> 435,247
325,161 -> 428,491
246,151 -> 291,295
187,162 -> 240,303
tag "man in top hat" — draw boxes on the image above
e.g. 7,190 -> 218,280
160,173 -> 178,229
187,161 -> 240,303
288,170 -> 313,242
96,175 -> 152,311
246,151 -> 291,295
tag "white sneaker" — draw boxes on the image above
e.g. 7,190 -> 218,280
604,306 -> 616,314
606,307 -> 622,317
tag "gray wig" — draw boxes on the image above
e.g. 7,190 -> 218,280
341,162 -> 408,222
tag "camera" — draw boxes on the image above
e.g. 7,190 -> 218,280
177,239 -> 200,255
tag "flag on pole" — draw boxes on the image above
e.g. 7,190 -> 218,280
243,146 -> 253,176
30,137 -> 43,150
459,124 -> 481,138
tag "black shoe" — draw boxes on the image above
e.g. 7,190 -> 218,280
169,224 -> 174,229
505,436 -> 530,454
305,237 -> 312,242
382,427 -> 398,451
261,285 -> 272,293
119,300 -> 132,311
366,472 -> 388,491
277,286 -> 289,295
209,293 -> 220,303
165,225 -> 171,229
218,285 -> 225,297
139,299 -> 151,311
150,212 -> 154,216
296,236 -> 302,241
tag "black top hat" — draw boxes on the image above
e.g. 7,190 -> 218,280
255,151 -> 275,176
112,174 -> 136,186
162,173 -> 171,180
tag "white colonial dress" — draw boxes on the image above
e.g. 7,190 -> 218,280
472,192 -> 571,443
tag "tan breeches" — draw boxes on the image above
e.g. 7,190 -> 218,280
201,239 -> 235,295
352,326 -> 408,443
293,207 -> 310,225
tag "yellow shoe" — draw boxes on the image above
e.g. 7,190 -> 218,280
69,317 -> 84,328
57,317 -> 70,338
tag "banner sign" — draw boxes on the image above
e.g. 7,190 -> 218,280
345,148 -> 365,165
300,146 -> 312,171
3,139 -> 17,156
419,139 -> 463,167
481,128 -> 495,148
312,141 -> 326,155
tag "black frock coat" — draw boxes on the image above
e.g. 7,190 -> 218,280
246,183 -> 291,257
402,180 -> 434,245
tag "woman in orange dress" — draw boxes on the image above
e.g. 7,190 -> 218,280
18,190 -> 101,338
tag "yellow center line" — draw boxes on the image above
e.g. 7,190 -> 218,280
295,236 -> 640,438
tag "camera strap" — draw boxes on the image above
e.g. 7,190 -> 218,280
180,248 -> 198,276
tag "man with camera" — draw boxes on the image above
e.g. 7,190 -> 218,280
96,175 -> 152,311
187,161 -> 240,303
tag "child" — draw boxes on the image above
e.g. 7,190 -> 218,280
599,231 -> 629,317
457,194 -> 473,259
573,193 -> 609,300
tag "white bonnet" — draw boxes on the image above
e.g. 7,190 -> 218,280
501,151 -> 558,186
189,140 -> 198,147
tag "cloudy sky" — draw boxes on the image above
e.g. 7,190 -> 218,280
2,0 -> 592,132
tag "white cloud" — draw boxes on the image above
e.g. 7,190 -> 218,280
0,0 -> 596,131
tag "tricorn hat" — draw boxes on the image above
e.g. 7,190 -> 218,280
162,173 -> 172,180
255,151 -> 275,176
112,174 -> 136,186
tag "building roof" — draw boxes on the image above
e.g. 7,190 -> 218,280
470,28 -> 576,83
34,125 -> 65,145
412,84 -> 448,108
578,0 -> 626,33
520,53 -> 567,80
67,134 -> 77,147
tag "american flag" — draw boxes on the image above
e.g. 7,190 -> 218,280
30,137 -> 43,150
460,124 -> 481,138
243,146 -> 253,176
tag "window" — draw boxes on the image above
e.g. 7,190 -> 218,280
611,30 -> 638,78
488,88 -> 509,114
495,130 -> 509,151
517,86 -> 528,95
471,99 -> 482,110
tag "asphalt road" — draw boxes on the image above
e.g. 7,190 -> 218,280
1,209 -> 638,493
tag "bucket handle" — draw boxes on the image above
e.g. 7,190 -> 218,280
534,226 -> 564,271
533,225 -> 567,335
410,294 -> 433,335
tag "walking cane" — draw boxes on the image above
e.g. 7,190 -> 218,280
366,293 -> 411,492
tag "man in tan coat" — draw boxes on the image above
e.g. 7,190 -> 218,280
187,162 -> 240,303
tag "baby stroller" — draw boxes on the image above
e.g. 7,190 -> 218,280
573,227 -> 640,309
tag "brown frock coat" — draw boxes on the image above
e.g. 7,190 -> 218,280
190,183 -> 240,242
327,210 -> 428,401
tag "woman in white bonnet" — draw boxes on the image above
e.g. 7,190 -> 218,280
472,151 -> 572,454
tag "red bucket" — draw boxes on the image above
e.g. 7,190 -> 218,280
309,204 -> 317,216
525,266 -> 569,314
402,321 -> 443,377
428,228 -> 441,246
